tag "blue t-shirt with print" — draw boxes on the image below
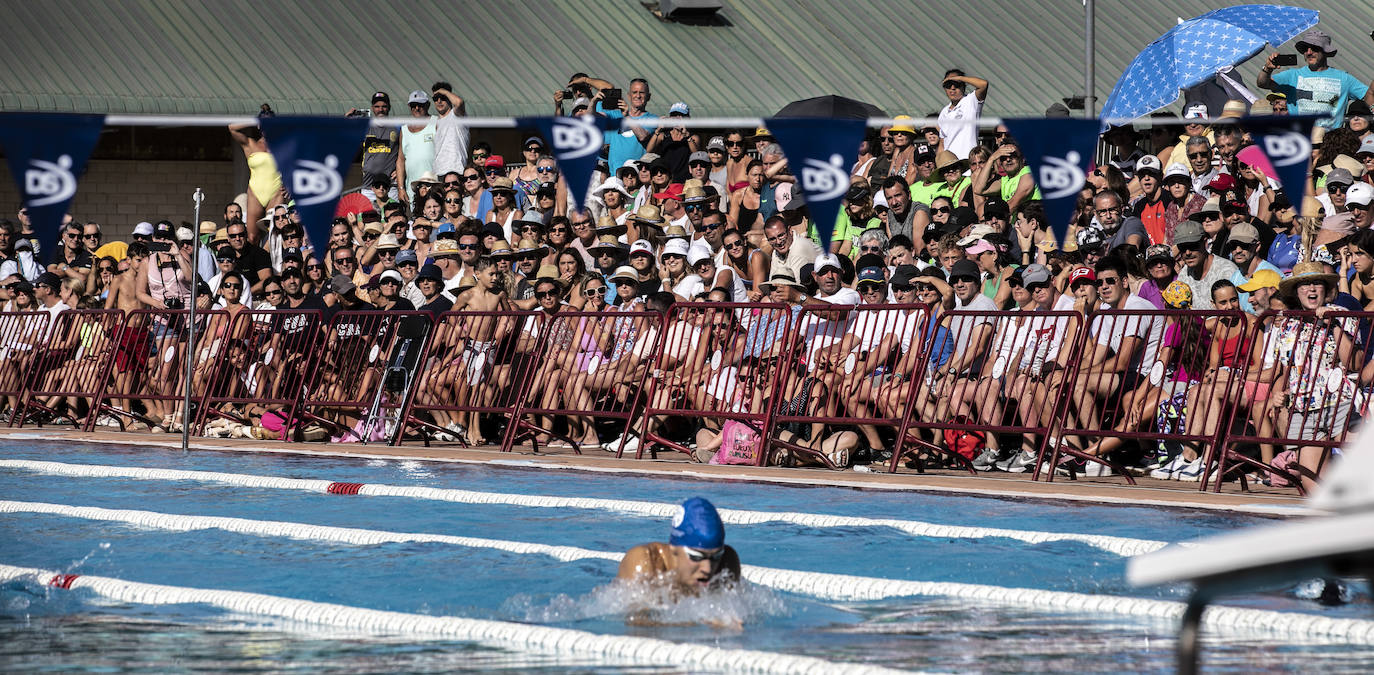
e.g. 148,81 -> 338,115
597,103 -> 659,171
1271,66 -> 1370,129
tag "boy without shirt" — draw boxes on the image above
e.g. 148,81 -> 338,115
446,257 -> 511,444
105,242 -> 152,421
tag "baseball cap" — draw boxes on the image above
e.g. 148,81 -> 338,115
814,253 -> 843,273
707,136 -> 726,152
34,271 -> 63,290
1358,137 -> 1374,158
395,249 -> 418,265
175,226 -> 195,242
639,152 -> 662,166
889,264 -> 922,287
1144,244 -> 1174,264
379,270 -> 403,285
965,239 -> 995,256
949,259 -> 980,282
133,221 -> 154,237
688,150 -> 711,165
1195,196 -> 1222,216
407,90 -> 428,105
1347,182 -> 1374,207
777,183 -> 807,211
1207,174 -> 1237,193
1238,269 -> 1282,292
1163,162 -> 1190,182
1021,263 -> 1051,286
371,91 -> 390,104
857,266 -> 885,283
1228,223 -> 1260,246
1174,221 -> 1206,245
1135,155 -> 1163,176
687,243 -> 712,267
1326,168 -> 1355,187
1068,266 -> 1097,287
484,155 -> 506,170
668,102 -> 691,116
1183,102 -> 1208,120
913,141 -> 935,161
629,240 -> 654,257
281,246 -> 303,261
661,238 -> 690,258
523,136 -> 545,149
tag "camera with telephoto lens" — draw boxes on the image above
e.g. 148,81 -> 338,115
164,297 -> 184,310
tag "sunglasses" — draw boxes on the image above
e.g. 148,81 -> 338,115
216,257 -> 235,263
725,140 -> 743,147
83,233 -> 101,239
264,288 -> 283,295
1187,152 -> 1211,160
537,167 -> 557,173
227,231 -> 247,239
650,167 -> 670,175
931,206 -> 950,215
685,204 -> 706,212
444,198 -> 462,204
463,174 -> 480,181
535,290 -> 559,299
583,286 -> 605,297
859,283 -> 886,292
1328,184 -> 1351,194
335,257 -> 356,264
701,221 -> 722,230
221,284 -> 242,291
378,250 -> 396,257
485,168 -> 502,175
913,283 -> 936,293
307,264 -> 324,271
724,240 -> 744,249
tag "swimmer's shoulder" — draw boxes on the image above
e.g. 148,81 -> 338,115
617,542 -> 671,581
719,545 -> 742,581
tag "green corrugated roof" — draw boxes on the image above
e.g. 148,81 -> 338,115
2,1 -> 1371,119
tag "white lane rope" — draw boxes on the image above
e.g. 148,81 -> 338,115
0,563 -> 909,675
4,499 -> 1371,644
0,459 -> 1173,557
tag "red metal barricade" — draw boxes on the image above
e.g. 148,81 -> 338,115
633,302 -> 795,461
1041,309 -> 1247,484
397,309 -> 540,447
89,309 -> 228,432
502,308 -> 664,454
891,308 -> 1088,477
0,311 -> 53,427
194,309 -> 324,438
1204,310 -> 1368,494
297,309 -> 433,444
762,303 -> 932,469
13,309 -> 126,430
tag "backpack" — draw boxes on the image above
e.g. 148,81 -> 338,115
942,415 -> 986,460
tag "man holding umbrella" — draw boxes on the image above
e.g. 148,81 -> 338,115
1258,29 -> 1373,129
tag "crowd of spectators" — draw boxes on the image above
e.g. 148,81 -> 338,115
2,30 -> 1372,491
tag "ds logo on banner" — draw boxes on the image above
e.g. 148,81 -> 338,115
293,155 -> 342,206
550,117 -> 600,160
1263,131 -> 1310,166
1036,151 -> 1085,200
25,154 -> 76,207
800,153 -> 848,201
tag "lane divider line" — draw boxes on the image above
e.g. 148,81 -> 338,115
0,563 -> 909,675
0,459 -> 1174,557
4,499 -> 1370,644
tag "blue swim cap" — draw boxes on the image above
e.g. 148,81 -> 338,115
670,497 -> 725,549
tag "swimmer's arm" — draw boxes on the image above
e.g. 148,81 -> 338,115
720,545 -> 742,582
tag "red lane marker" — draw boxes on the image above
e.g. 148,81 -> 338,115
50,574 -> 80,589
326,482 -> 364,495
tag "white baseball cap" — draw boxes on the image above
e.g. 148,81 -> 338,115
133,221 -> 154,236
1163,162 -> 1190,181
629,239 -> 654,257
687,243 -> 712,267
407,90 -> 428,105
1347,182 -> 1374,207
661,238 -> 690,258
813,252 -> 842,272
1135,154 -> 1163,175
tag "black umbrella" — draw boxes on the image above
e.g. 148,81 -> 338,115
774,95 -> 886,120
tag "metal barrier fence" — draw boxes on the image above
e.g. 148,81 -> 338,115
4,305 -> 1369,495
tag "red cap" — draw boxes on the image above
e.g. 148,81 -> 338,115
484,155 -> 506,169
653,183 -> 685,201
1206,174 -> 1236,193
1068,266 -> 1097,286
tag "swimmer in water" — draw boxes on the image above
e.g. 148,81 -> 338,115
617,497 -> 741,595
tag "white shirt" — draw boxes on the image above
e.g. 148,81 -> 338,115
938,94 -> 983,160
1092,294 -> 1163,375
431,108 -> 470,176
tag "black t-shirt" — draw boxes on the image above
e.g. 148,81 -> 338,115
235,244 -> 273,280
54,246 -> 92,269
420,295 -> 454,319
274,293 -> 327,346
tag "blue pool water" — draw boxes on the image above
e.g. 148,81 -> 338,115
2,437 -> 1372,673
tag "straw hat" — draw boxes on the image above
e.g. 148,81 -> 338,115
933,150 -> 965,174
410,171 -> 441,192
628,203 -> 664,225
589,234 -> 628,253
199,220 -> 217,236
680,182 -> 712,204
664,224 -> 689,239
596,215 -> 625,232
212,228 -> 229,245
488,239 -> 514,258
489,176 -> 516,193
1279,261 -> 1338,295
515,237 -> 548,258
534,264 -> 563,286
431,239 -> 461,257
375,233 -> 401,250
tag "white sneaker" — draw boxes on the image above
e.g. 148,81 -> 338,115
1083,461 -> 1113,477
1039,460 -> 1073,477
1149,454 -> 1187,480
1175,457 -> 1205,482
604,432 -> 641,454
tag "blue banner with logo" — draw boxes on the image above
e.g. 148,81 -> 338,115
259,116 -> 369,258
1241,115 -> 1320,200
0,113 -> 105,263
518,116 -> 617,215
1000,118 -> 1102,247
765,117 -> 867,249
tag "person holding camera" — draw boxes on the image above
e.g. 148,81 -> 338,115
567,73 -> 658,172
134,226 -> 194,428
1257,29 -> 1373,130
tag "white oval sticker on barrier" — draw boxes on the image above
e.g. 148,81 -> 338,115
1149,361 -> 1165,387
369,345 -> 380,363
991,356 -> 1007,379
163,346 -> 176,364
710,350 -> 722,370
586,354 -> 600,374
1328,369 -> 1345,394
262,348 -> 273,366
843,353 -> 857,375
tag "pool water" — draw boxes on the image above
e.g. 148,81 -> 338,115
2,438 -> 1372,673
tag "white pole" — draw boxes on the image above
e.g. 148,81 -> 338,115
181,188 -> 203,452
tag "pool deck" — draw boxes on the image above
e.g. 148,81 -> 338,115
3,427 -> 1312,517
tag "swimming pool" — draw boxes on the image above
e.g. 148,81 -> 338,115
2,437 -> 1372,673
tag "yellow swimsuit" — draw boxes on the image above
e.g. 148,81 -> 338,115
247,151 -> 283,207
